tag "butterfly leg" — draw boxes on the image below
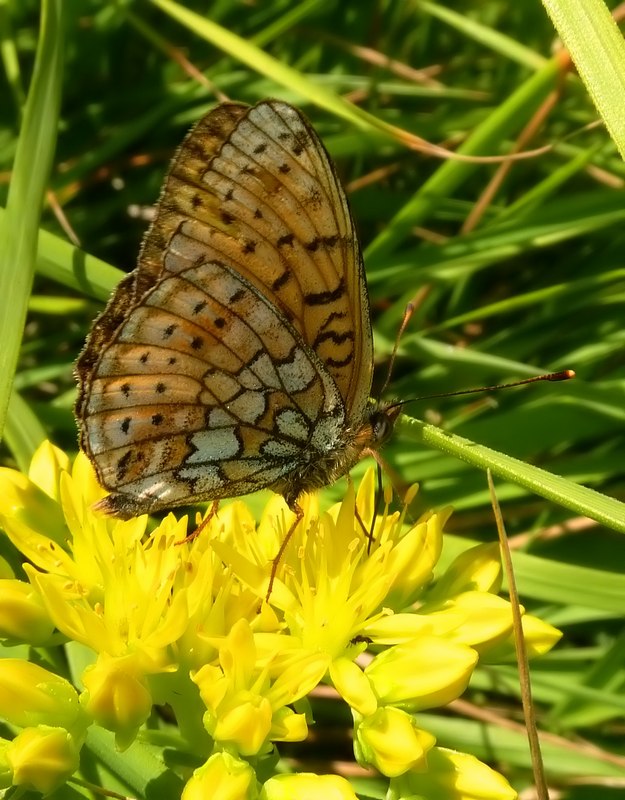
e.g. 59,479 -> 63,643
346,473 -> 375,550
265,501 -> 304,603
176,500 -> 220,545
360,447 -> 414,553
362,447 -> 411,505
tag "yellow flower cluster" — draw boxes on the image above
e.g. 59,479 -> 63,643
0,442 -> 561,798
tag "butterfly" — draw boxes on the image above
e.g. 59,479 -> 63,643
75,99 -> 400,521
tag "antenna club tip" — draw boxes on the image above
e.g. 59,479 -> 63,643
548,369 -> 576,381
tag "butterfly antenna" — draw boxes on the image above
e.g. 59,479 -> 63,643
387,369 -> 575,412
380,301 -> 417,397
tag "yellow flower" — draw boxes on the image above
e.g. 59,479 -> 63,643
6,726 -> 81,795
392,746 -> 518,800
365,636 -> 478,709
193,619 -> 328,755
213,470 -> 447,661
355,707 -> 436,777
0,660 -> 84,733
182,752 -> 257,800
0,579 -> 54,644
261,773 -> 358,800
0,443 -> 561,797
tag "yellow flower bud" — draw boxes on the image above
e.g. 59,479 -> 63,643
481,613 -> 562,663
393,746 -> 517,799
0,660 -> 82,730
270,706 -> 308,742
212,692 -> 273,755
193,664 -> 229,711
81,655 -> 152,748
182,752 -> 257,800
385,510 -> 445,608
329,657 -> 377,717
6,726 -> 80,795
0,579 -> 54,644
519,614 -> 563,658
356,707 -> 435,777
432,543 -> 502,598
262,773 -> 358,800
0,467 -> 66,546
28,440 -> 70,501
0,737 -> 14,789
365,636 -> 477,709
433,591 -> 515,652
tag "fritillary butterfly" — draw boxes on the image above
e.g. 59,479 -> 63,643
75,100 -> 400,519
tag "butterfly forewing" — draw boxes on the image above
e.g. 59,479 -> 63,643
76,100 -> 379,517
143,100 -> 371,423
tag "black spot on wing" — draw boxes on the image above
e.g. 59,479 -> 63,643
272,270 -> 291,290
303,278 -> 346,307
277,233 -> 294,248
116,451 -> 132,481
325,352 -> 354,368
313,330 -> 355,348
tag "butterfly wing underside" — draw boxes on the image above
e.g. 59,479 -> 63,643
76,100 -> 373,516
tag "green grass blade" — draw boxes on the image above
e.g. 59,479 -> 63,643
4,390 -> 47,473
420,0 -> 547,69
148,0 -> 408,141
542,0 -> 625,160
0,0 -> 64,440
399,415 -> 625,533
365,58 -> 561,264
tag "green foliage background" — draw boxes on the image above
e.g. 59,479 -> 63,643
2,1 -> 625,797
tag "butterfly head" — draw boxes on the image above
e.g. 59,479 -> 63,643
367,401 -> 403,448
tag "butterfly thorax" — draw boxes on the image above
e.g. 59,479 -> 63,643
273,402 -> 401,508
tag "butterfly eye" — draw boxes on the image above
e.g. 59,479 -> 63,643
370,411 -> 394,444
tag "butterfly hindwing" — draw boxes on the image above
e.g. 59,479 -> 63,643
79,261 -> 346,516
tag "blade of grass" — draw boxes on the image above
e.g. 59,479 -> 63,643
4,390 -> 47,473
399,415 -> 625,534
0,0 -> 26,114
0,208 -> 121,301
0,0 -> 64,441
148,0 -> 423,147
364,57 -> 563,264
420,0 -> 547,70
542,0 -> 625,160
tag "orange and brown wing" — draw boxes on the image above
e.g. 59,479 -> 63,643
137,100 -> 373,425
78,261 -> 346,518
